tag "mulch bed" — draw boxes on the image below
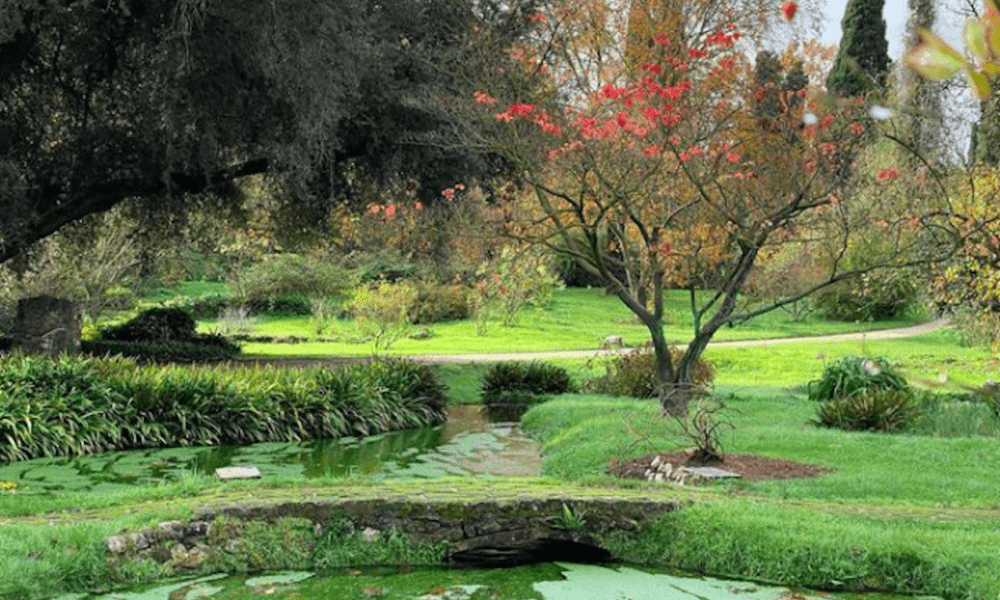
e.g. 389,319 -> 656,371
608,451 -> 831,482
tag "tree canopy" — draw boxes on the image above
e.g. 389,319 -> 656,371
0,0 -> 540,264
471,0 -> 961,413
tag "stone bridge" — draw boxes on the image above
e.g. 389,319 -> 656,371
102,481 -> 697,571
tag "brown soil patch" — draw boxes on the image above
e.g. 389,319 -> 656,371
608,451 -> 831,482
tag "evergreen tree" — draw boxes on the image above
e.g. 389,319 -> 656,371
826,0 -> 891,96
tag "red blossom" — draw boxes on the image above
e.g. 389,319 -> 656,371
643,144 -> 661,157
616,111 -> 629,127
654,33 -> 670,45
601,84 -> 621,99
368,203 -> 381,214
878,167 -> 901,181
820,142 -> 835,154
781,1 -> 797,21
384,203 -> 397,218
819,114 -> 835,130
526,12 -> 546,23
725,150 -> 740,164
510,103 -> 535,117
473,90 -> 497,105
850,122 -> 865,135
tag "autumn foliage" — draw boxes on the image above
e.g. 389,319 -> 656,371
469,0 -> 921,413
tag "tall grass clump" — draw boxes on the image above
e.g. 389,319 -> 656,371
806,355 -> 909,402
0,354 -> 446,464
808,355 -> 919,432
807,356 -> 920,431
480,361 -> 575,405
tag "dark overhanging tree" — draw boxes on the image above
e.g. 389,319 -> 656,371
0,0 -> 543,265
826,0 -> 891,96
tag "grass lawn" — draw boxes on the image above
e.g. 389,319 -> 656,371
156,286 -> 928,357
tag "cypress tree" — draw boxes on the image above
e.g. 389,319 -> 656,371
826,0 -> 891,96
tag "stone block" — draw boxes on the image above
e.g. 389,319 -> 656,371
12,296 -> 81,355
215,466 -> 261,480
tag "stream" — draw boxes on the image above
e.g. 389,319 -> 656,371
50,564 -> 926,600
0,405 -> 541,494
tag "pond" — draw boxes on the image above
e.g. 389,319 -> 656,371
0,406 -> 542,494
49,563 -> 931,600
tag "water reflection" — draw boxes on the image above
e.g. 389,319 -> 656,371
0,405 -> 542,494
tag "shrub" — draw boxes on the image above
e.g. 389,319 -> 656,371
583,346 -> 714,399
813,271 -> 917,322
806,355 -> 909,402
471,246 -> 562,334
950,309 -> 1000,348
228,254 -> 355,304
92,307 -> 240,363
247,294 -> 313,316
481,361 -> 575,405
411,281 -> 471,324
814,389 -> 919,432
346,280 -> 419,349
99,307 -> 197,342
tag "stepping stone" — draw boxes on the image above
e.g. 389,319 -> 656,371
681,466 -> 740,479
215,466 -> 261,481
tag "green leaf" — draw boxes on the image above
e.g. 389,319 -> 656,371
905,29 -> 967,81
965,18 -> 989,62
967,68 -> 992,100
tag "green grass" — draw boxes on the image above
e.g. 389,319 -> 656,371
520,390 -> 1000,506
178,287 -> 928,357
141,280 -> 228,304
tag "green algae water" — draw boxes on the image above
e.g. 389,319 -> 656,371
49,564 -> 935,600
0,406 -> 541,494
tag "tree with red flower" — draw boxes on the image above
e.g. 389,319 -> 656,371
469,0 -> 956,414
